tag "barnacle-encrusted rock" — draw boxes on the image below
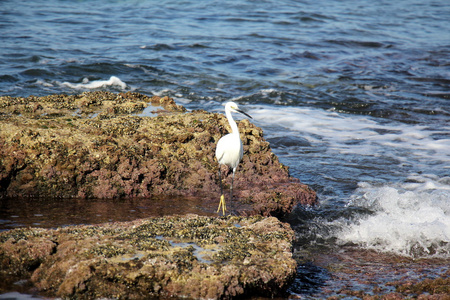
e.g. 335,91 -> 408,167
0,92 -> 316,216
0,215 -> 297,299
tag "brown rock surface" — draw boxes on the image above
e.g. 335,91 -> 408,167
0,92 -> 316,216
0,215 -> 297,299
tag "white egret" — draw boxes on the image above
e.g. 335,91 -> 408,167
216,101 -> 252,215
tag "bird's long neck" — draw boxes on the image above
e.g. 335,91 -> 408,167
226,109 -> 239,135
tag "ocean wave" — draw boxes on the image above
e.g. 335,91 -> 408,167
61,76 -> 127,90
336,175 -> 450,258
247,105 -> 450,166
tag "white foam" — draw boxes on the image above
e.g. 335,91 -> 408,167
336,175 -> 450,257
151,89 -> 174,97
61,76 -> 127,90
0,292 -> 40,299
36,79 -> 54,87
173,96 -> 192,105
248,105 -> 450,167
248,104 -> 450,257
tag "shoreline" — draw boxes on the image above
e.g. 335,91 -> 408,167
0,91 -> 315,298
0,92 -> 317,217
1,92 -> 448,299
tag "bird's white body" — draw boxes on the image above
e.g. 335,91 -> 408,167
216,133 -> 243,170
215,101 -> 252,215
215,102 -> 247,171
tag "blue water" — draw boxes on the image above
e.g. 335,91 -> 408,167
1,0 -> 450,297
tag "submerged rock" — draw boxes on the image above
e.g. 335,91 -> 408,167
0,92 -> 316,216
0,215 -> 297,299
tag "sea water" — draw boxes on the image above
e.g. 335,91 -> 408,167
247,104 -> 450,258
1,0 -> 449,297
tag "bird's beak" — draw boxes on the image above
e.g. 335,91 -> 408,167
236,109 -> 252,119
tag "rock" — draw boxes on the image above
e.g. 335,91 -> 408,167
0,215 -> 297,299
0,92 -> 317,216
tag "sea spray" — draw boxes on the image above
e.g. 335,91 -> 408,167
336,175 -> 450,257
61,76 -> 127,90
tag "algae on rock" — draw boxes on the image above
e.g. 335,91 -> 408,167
0,92 -> 316,216
0,215 -> 297,299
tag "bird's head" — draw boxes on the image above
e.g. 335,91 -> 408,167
225,101 -> 252,119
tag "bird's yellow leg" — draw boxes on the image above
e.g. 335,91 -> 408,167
217,194 -> 226,215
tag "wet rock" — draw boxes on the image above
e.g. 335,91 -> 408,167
394,276 -> 450,298
302,248 -> 450,299
0,92 -> 316,216
0,215 -> 297,299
